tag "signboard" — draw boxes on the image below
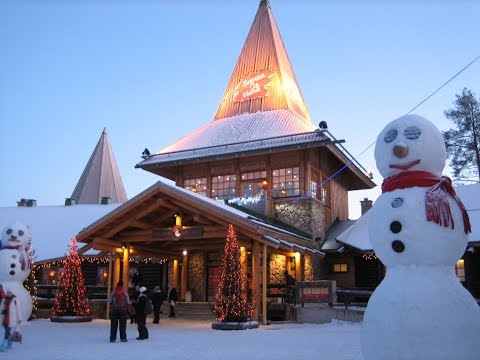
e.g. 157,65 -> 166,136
233,69 -> 276,102
296,280 -> 337,305
152,226 -> 203,241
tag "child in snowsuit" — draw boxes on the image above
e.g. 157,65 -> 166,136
0,290 -> 20,351
135,286 -> 149,340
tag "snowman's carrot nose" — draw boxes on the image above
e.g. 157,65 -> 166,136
393,143 -> 408,158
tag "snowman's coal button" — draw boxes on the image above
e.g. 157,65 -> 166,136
9,270 -> 15,276
390,221 -> 402,233
12,254 -> 17,259
391,198 -> 403,208
11,263 -> 16,268
392,240 -> 405,253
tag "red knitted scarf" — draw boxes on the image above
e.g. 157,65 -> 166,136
382,170 -> 471,234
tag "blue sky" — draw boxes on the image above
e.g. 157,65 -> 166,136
0,0 -> 479,219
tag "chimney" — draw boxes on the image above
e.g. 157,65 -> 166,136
65,198 -> 76,206
100,196 -> 111,205
360,197 -> 373,215
17,198 -> 37,207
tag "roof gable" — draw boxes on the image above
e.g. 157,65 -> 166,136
214,0 -> 310,121
71,128 -> 128,204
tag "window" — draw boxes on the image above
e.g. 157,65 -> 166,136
184,177 -> 207,196
97,267 -> 108,286
332,263 -> 348,273
455,259 -> 465,282
43,268 -> 58,285
272,167 -> 299,197
310,169 -> 321,199
241,171 -> 266,198
212,174 -> 237,200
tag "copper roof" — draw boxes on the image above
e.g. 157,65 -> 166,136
214,0 -> 310,121
71,128 -> 128,204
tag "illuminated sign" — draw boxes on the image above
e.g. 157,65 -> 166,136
233,70 -> 276,102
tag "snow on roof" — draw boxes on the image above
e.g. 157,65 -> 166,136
0,204 -> 120,261
337,183 -> 480,251
137,110 -> 320,168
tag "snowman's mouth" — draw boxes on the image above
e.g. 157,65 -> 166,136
389,159 -> 421,170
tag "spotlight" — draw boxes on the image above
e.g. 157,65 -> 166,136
319,121 -> 328,130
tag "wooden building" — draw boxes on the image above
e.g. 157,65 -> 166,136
75,0 -> 375,322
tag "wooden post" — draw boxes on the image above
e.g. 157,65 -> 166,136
252,241 -> 260,321
262,244 -> 268,325
295,252 -> 302,282
173,260 -> 179,290
122,247 -> 130,289
181,253 -> 188,301
106,252 -> 113,318
113,255 -> 121,287
240,247 -> 248,292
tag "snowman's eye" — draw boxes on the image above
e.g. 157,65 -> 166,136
18,230 -> 24,236
384,129 -> 397,143
6,229 -> 12,235
404,126 -> 421,140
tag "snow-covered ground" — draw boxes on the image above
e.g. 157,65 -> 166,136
8,318 -> 363,359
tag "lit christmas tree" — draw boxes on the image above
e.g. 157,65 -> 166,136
214,224 -> 253,322
52,237 -> 91,316
24,242 -> 38,314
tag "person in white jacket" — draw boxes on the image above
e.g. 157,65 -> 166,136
0,289 -> 20,351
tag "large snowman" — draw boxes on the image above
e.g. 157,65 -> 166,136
362,114 -> 480,360
0,222 -> 33,322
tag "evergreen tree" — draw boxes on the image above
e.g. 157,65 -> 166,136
214,224 -> 253,322
52,237 -> 91,316
443,88 -> 480,183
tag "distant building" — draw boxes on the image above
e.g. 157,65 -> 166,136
75,0 -> 374,322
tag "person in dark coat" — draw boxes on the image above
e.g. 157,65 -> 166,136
132,269 -> 143,290
135,286 -> 148,340
168,288 -> 178,318
151,286 -> 163,324
108,281 -> 130,343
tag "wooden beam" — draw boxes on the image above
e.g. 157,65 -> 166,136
102,198 -> 171,238
77,242 -> 93,255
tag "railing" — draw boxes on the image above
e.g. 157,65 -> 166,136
336,288 -> 372,309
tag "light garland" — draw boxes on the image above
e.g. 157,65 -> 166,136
362,253 -> 378,261
214,224 -> 254,322
227,195 -> 263,206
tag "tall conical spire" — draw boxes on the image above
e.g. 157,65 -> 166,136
214,0 -> 310,122
71,128 -> 128,204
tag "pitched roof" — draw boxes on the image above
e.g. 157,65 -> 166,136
71,128 -> 128,204
76,178 -> 323,258
136,0 -> 317,170
214,0 -> 310,121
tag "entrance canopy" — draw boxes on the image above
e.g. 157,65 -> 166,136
75,178 -> 324,260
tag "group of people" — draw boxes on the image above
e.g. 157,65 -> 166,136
0,284 -> 21,352
109,279 -> 179,343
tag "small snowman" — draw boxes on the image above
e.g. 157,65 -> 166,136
0,222 -> 33,322
362,114 -> 480,360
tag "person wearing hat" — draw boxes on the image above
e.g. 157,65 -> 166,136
0,289 -> 20,351
135,286 -> 149,340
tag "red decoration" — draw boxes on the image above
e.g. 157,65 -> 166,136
233,70 -> 275,102
382,171 -> 471,234
214,224 -> 253,322
52,237 -> 91,316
